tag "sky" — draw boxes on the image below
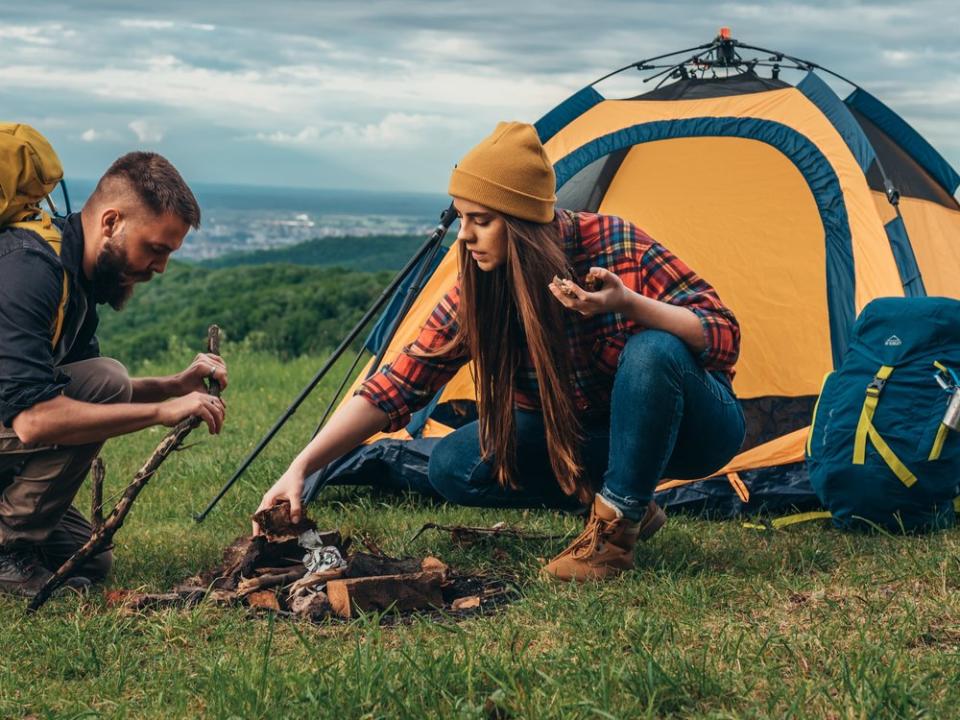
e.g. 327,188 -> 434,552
3,1 -> 958,194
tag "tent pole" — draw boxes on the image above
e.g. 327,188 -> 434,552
193,203 -> 458,522
309,228 -> 447,440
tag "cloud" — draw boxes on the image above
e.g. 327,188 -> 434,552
256,127 -> 321,144
80,127 -> 123,142
0,24 -> 70,45
254,113 -> 462,149
118,18 -> 216,32
119,19 -> 176,30
128,119 -> 165,143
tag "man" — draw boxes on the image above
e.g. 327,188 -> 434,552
0,152 -> 228,597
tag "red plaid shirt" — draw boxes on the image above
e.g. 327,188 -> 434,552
358,210 -> 740,432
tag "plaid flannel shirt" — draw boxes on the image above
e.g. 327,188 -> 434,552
357,209 -> 740,432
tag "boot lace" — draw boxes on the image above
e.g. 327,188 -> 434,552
568,516 -> 618,560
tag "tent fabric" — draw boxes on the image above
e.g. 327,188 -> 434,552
364,244 -> 447,355
534,86 -> 605,145
595,136 -> 833,399
559,118 -> 856,372
631,71 -> 790,101
318,69 -> 960,519
795,71 -> 876,173
881,215 -> 926,297
897,198 -> 960,298
846,87 -> 960,196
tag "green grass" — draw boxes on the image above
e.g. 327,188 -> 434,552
2,347 -> 960,719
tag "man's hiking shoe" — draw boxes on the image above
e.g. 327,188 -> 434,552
0,546 -> 89,598
541,495 -> 666,582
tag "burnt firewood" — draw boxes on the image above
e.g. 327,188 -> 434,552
252,499 -> 317,540
290,591 -> 333,620
192,535 -> 305,591
343,552 -> 423,579
326,570 -> 444,618
245,590 -> 282,612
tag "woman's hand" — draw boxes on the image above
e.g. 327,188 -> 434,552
548,267 -> 630,317
253,467 -> 306,535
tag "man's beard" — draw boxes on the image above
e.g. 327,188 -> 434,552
92,232 -> 148,310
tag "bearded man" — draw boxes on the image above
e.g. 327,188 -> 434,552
0,152 -> 228,597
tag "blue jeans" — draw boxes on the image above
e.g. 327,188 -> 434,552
427,330 -> 746,518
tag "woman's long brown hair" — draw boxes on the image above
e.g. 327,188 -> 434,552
420,212 -> 590,502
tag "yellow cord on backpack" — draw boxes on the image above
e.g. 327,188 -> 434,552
742,511 -> 833,531
852,365 -> 917,487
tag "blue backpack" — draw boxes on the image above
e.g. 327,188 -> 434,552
805,297 -> 960,532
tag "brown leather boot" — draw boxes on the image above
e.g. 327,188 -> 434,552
0,545 -> 90,598
541,495 -> 666,582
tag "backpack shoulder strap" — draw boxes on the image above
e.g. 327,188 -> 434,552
852,365 -> 917,487
7,211 -> 69,349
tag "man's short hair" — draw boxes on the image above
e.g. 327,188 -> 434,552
92,152 -> 201,229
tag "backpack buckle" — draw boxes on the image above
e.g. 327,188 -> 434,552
866,376 -> 886,396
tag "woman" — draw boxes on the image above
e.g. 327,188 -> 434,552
256,122 -> 745,582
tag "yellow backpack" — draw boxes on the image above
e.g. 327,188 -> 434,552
0,123 -> 69,348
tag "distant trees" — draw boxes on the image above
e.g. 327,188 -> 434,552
200,234 -> 428,272
98,261 -> 393,366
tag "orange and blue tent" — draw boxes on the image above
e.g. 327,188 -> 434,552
307,33 -> 960,516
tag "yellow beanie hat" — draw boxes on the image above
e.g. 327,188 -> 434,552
448,121 -> 556,223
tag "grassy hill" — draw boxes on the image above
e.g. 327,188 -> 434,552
3,347 -> 960,718
200,234 -> 427,272
97,260 -> 392,366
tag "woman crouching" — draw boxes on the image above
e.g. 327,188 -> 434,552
256,122 -> 745,582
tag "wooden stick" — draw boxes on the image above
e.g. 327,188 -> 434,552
408,521 -> 564,544
287,568 -> 347,597
90,456 -> 105,531
27,325 -> 222,613
236,567 -> 307,596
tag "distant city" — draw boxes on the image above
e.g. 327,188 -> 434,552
62,180 -> 450,261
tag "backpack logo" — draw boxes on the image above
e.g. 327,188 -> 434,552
884,335 -> 902,347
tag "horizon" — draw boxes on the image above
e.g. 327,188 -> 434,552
63,176 -> 452,204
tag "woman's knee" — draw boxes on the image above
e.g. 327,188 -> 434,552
618,330 -> 693,378
427,435 -> 485,505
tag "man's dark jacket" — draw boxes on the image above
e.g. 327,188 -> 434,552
0,214 -> 100,425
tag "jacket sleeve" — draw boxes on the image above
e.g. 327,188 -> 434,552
354,284 -> 470,432
638,241 -> 741,374
0,248 -> 70,426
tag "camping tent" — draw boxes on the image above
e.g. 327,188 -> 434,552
305,34 -> 960,516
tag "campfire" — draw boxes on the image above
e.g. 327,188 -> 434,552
106,501 -> 517,622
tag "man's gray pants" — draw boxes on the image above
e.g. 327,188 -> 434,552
0,357 -> 132,580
